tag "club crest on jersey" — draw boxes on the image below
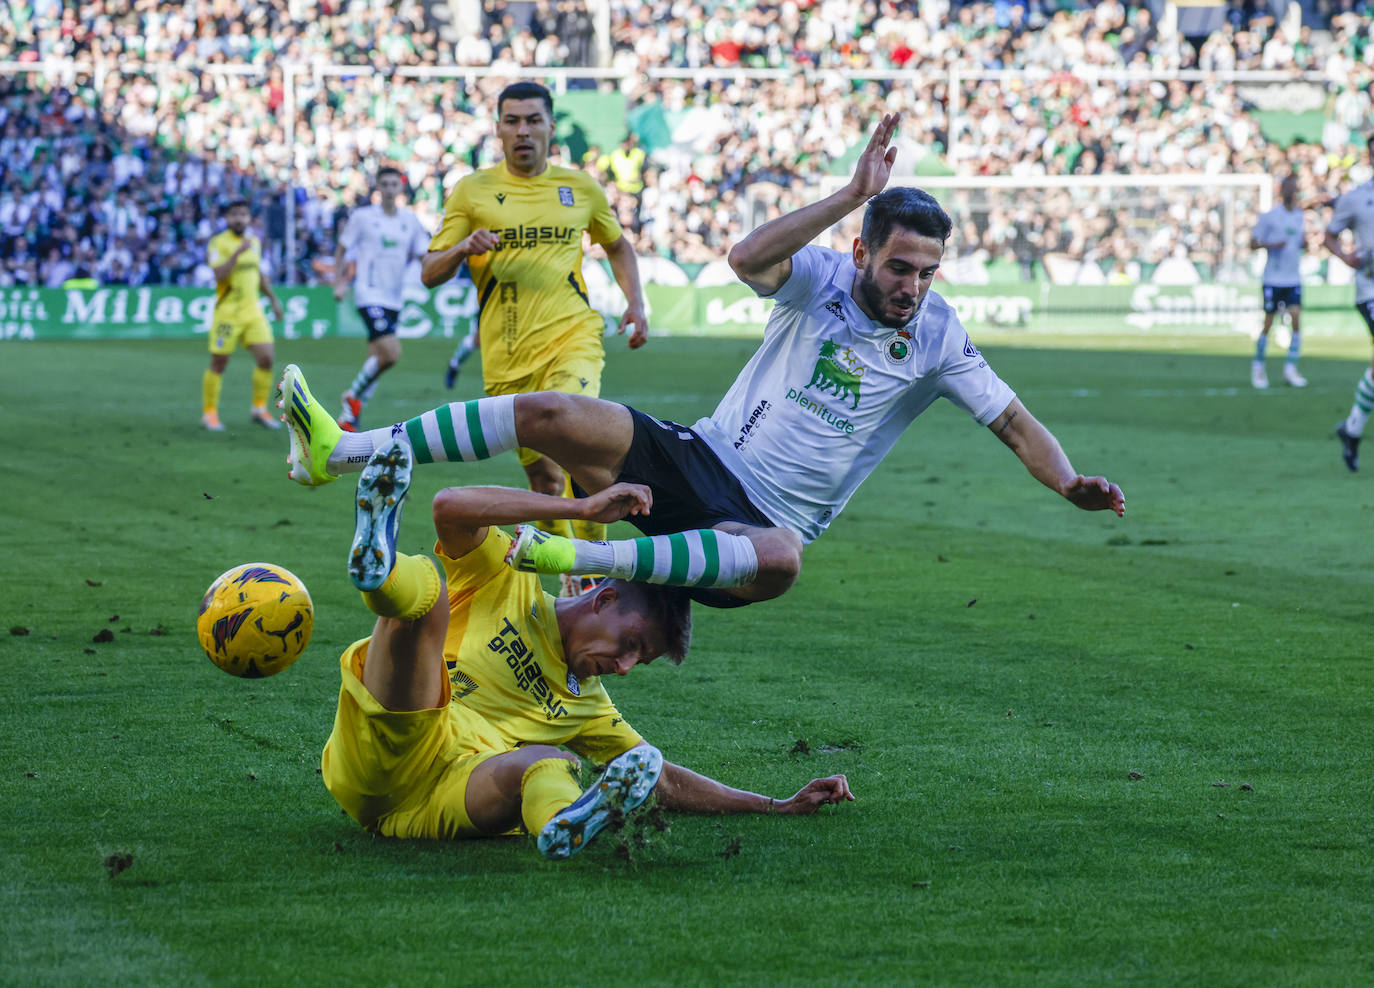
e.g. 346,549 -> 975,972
884,329 -> 913,365
558,186 -> 574,207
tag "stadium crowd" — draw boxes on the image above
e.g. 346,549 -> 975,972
0,0 -> 1371,289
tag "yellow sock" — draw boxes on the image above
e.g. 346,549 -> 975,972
202,369 -> 222,414
519,757 -> 583,835
251,366 -> 273,409
361,553 -> 442,620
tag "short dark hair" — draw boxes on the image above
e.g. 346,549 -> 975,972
225,199 -> 251,213
497,81 -> 554,118
376,166 -> 403,182
606,579 -> 692,665
860,187 -> 952,250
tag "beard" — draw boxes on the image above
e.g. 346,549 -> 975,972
855,265 -> 917,328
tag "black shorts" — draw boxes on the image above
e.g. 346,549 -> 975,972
358,306 -> 399,341
574,406 -> 776,609
1262,285 -> 1301,314
1359,300 -> 1374,337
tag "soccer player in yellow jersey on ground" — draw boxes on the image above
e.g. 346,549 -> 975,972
202,200 -> 284,432
322,434 -> 853,857
422,82 -> 649,591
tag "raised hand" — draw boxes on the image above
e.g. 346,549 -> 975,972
846,113 -> 900,202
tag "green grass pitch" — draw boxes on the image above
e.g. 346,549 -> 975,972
2,333 -> 1371,986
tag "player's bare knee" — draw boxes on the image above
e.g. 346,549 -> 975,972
513,392 -> 576,445
753,529 -> 803,587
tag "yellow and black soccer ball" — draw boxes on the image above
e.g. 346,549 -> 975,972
196,563 -> 313,678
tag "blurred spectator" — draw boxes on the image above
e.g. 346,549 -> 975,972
0,0 -> 1370,290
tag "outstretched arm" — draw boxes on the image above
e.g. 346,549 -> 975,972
988,398 -> 1125,516
432,482 -> 652,558
727,113 -> 900,297
604,234 -> 648,348
655,761 -> 854,816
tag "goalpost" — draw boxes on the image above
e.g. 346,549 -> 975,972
813,172 -> 1272,285
798,171 -> 1276,334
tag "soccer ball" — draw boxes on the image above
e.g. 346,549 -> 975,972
196,563 -> 314,678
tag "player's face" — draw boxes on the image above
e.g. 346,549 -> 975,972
496,98 -> 553,177
226,206 -> 250,235
565,590 -> 665,681
377,173 -> 403,203
852,228 -> 944,328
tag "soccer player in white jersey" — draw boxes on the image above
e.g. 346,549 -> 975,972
1249,175 -> 1307,390
333,167 -> 431,431
280,114 -> 1124,608
1328,134 -> 1374,472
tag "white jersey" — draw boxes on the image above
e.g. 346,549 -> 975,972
1252,205 -> 1304,287
339,204 -> 429,310
693,245 -> 1015,543
1327,180 -> 1374,303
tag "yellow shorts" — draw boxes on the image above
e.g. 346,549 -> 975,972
209,311 -> 273,355
486,341 -> 605,467
320,638 -> 511,839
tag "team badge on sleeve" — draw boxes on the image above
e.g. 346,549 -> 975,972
558,186 -> 575,207
963,335 -> 980,358
884,329 -> 914,365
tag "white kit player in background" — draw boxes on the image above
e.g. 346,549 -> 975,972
1249,175 -> 1307,390
1327,134 -> 1374,472
333,166 -> 431,432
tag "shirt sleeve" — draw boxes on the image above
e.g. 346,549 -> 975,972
429,181 -> 472,252
763,243 -> 832,305
434,528 -> 512,597
206,236 -> 228,267
1327,192 -> 1354,236
583,176 -> 622,247
563,695 -> 645,765
1251,212 -> 1270,242
935,314 -> 1016,425
411,214 -> 430,259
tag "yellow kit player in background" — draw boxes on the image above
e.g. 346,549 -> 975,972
202,199 -> 284,432
422,82 -> 648,589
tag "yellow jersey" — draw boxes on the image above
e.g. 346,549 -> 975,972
206,230 -> 262,321
435,527 -> 642,765
429,164 -> 622,387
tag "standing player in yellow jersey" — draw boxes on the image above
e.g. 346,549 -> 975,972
202,200 -> 285,432
321,435 -> 853,857
421,82 -> 648,589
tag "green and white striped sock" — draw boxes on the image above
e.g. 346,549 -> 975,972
327,395 -> 518,472
1345,369 -> 1374,438
1285,333 -> 1301,365
570,530 -> 759,588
